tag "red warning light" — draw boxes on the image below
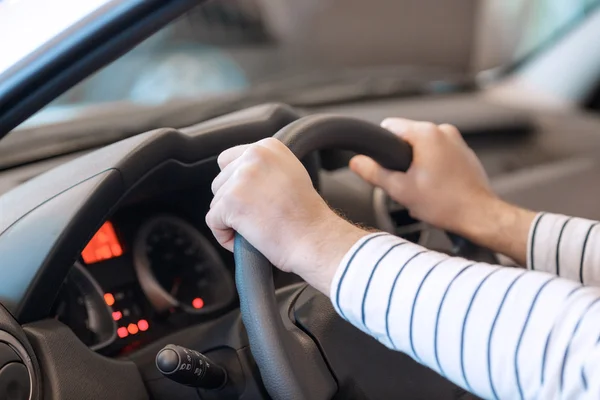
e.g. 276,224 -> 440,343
192,298 -> 204,309
127,323 -> 139,335
117,327 -> 128,338
112,311 -> 122,321
137,320 -> 149,332
81,221 -> 123,264
104,293 -> 115,307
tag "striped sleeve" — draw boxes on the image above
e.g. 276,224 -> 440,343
331,232 -> 600,400
528,213 -> 600,285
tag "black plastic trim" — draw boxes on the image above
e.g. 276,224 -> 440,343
0,104 -> 300,323
24,319 -> 147,400
0,305 -> 40,400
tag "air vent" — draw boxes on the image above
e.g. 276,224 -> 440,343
373,188 -> 428,244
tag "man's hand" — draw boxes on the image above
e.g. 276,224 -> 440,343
207,138 -> 367,294
350,118 -> 494,233
350,118 -> 536,265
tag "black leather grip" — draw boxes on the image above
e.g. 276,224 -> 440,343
234,115 -> 413,400
275,114 -> 412,171
234,235 -> 337,400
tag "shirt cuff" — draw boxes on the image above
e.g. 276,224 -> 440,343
527,211 -> 600,283
526,212 -> 546,270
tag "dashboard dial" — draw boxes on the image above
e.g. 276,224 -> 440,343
133,215 -> 235,314
52,262 -> 116,350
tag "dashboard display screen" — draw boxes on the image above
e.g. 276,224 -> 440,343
82,221 -> 123,264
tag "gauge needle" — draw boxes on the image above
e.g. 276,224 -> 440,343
170,278 -> 181,296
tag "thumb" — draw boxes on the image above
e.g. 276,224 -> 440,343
349,155 -> 411,200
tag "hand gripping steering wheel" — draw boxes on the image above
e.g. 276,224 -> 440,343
234,115 -> 413,400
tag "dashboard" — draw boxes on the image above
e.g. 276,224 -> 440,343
51,191 -> 242,356
4,95 -> 600,362
1,95 -> 600,400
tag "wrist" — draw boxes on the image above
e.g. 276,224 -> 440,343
453,195 -> 536,265
451,192 -> 506,238
289,212 -> 369,295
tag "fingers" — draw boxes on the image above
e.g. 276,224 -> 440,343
438,123 -> 464,142
212,139 -> 278,196
211,155 -> 242,196
381,118 -> 414,138
208,170 -> 248,252
209,145 -> 253,251
382,117 -> 439,131
349,155 -> 410,194
381,118 -> 435,145
382,118 -> 462,144
217,144 -> 251,170
205,203 -> 235,252
209,138 -> 286,251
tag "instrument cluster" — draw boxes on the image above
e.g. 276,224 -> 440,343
52,211 -> 235,356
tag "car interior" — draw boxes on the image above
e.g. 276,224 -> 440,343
1,1 -> 600,399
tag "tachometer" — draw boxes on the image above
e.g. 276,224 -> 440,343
133,215 -> 235,314
52,262 -> 116,350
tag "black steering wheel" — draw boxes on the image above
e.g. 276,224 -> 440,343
234,115 -> 414,400
0,105 -> 496,400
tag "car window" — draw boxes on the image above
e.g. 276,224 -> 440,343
13,0 -> 600,127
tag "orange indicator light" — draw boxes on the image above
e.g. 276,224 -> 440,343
81,221 -> 123,264
104,293 -> 115,307
127,323 -> 139,335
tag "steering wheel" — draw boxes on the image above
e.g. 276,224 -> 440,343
235,115 -> 416,400
0,104 -> 498,400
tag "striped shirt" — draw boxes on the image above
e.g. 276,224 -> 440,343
330,212 -> 600,400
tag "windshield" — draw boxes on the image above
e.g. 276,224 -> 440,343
0,0 -> 116,77
3,0 -> 599,130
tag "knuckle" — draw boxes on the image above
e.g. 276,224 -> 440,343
226,186 -> 247,210
439,123 -> 457,131
439,123 -> 460,137
416,124 -> 439,140
216,151 -> 228,167
210,176 -> 222,194
259,137 -> 288,154
237,162 -> 261,180
205,209 -> 216,227
245,143 -> 270,161
220,193 -> 238,214
258,137 -> 280,148
420,122 -> 438,132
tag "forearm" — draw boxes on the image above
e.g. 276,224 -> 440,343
291,217 -> 369,294
331,233 -> 600,399
456,199 -> 600,284
451,196 -> 536,266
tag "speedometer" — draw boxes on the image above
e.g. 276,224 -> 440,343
52,262 -> 116,350
133,215 -> 235,315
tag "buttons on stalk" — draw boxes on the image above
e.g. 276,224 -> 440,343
156,344 -> 227,390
